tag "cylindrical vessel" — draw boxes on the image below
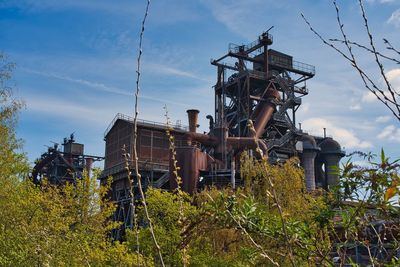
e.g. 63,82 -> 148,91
187,109 -> 200,133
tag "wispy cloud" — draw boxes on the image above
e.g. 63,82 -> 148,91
143,62 -> 212,82
21,67 -> 191,108
200,0 -> 283,39
302,117 -> 373,149
388,8 -> 400,27
361,91 -> 378,103
386,68 -> 400,92
377,125 -> 400,142
375,115 -> 391,123
26,95 -> 117,126
367,0 -> 396,4
21,67 -> 132,96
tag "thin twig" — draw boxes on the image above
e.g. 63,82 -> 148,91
164,105 -> 188,266
301,9 -> 400,121
131,1 -> 165,266
122,146 -> 140,266
357,0 -> 400,112
329,38 -> 400,65
384,38 -> 400,56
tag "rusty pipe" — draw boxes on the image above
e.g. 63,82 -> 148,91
187,109 -> 199,133
251,87 -> 280,138
226,137 -> 268,154
184,132 -> 218,147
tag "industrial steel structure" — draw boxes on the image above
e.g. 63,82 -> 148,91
32,134 -> 103,185
100,32 -> 345,238
100,114 -> 189,239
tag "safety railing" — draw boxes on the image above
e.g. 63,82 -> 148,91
104,113 -> 189,138
292,60 -> 315,75
228,32 -> 273,54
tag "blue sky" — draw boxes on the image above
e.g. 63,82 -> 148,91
1,0 -> 399,166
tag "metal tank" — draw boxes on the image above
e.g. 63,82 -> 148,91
299,134 -> 320,191
315,137 -> 345,189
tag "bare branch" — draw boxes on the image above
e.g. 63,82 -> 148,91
329,38 -> 400,65
131,1 -> 165,266
384,38 -> 400,56
122,146 -> 141,266
301,2 -> 400,121
357,0 -> 400,114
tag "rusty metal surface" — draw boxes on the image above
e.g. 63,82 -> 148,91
104,119 -> 187,170
102,31 -> 345,198
170,146 -> 211,194
187,109 -> 199,133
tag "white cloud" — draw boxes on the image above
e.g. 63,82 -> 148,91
360,69 -> 399,104
386,68 -> 400,93
200,0 -> 286,39
21,67 -> 132,96
361,91 -> 377,103
349,103 -> 362,111
21,67 -> 191,108
377,125 -> 400,142
143,62 -> 211,82
26,96 -> 117,126
301,102 -> 310,113
375,115 -> 391,123
388,9 -> 400,28
302,117 -> 373,149
367,0 -> 396,3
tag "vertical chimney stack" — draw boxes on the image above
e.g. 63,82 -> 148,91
187,109 -> 200,133
85,157 -> 94,177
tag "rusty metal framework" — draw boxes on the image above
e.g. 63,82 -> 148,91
101,31 -> 346,240
211,31 -> 315,162
32,134 -> 103,185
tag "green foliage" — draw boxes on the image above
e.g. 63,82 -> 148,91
0,54 -> 140,266
0,173 -> 142,266
128,188 -> 197,266
197,155 -> 332,266
0,53 -> 28,181
327,151 -> 400,266
2,52 -> 399,266
336,150 -> 400,212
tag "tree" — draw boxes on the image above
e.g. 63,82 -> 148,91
302,0 -> 400,121
0,54 -> 143,266
0,53 -> 28,181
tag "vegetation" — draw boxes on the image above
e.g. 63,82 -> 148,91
0,54 -> 143,266
1,0 -> 400,261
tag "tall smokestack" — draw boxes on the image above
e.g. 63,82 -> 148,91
187,109 -> 199,133
85,157 -> 94,178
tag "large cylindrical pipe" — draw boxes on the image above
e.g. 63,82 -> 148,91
226,137 -> 268,154
187,109 -> 199,133
324,155 -> 342,187
300,135 -> 320,191
252,87 -> 280,138
184,132 -> 218,147
301,151 -> 317,191
318,138 -> 345,189
85,157 -> 94,177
